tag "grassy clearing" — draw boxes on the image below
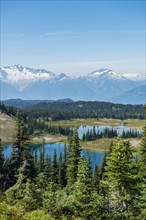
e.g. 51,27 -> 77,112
80,137 -> 141,151
0,112 -> 16,143
48,118 -> 145,130
123,119 -> 145,130
30,133 -> 67,144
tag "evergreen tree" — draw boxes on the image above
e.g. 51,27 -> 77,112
58,153 -> 63,188
100,151 -> 108,180
44,154 -> 52,183
104,139 -> 139,219
51,149 -> 58,184
93,164 -> 100,189
67,130 -> 81,185
9,111 -> 35,186
65,156 -> 103,219
37,140 -> 45,173
62,144 -> 68,187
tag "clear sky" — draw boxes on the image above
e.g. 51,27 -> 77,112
1,0 -> 145,76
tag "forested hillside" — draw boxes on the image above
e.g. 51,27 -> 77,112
23,101 -> 144,121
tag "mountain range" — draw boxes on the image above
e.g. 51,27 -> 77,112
0,64 -> 145,104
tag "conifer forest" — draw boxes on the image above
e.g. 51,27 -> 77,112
0,103 -> 146,220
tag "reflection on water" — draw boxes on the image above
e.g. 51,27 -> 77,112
3,124 -> 142,168
77,124 -> 143,139
2,142 -> 104,168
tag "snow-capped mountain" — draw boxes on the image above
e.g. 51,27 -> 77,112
88,68 -> 127,80
0,65 -> 144,104
0,64 -> 55,90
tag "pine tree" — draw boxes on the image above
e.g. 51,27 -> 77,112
65,156 -> 103,219
38,140 -> 45,173
93,164 -> 100,189
44,154 -> 52,183
67,130 -> 81,185
51,148 -> 58,184
62,144 -> 68,187
58,153 -> 63,188
100,150 -> 108,180
9,111 -> 35,186
104,139 -> 139,218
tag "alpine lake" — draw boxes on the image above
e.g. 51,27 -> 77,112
2,124 -> 143,168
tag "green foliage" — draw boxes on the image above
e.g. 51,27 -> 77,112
103,139 -> 139,218
23,210 -> 54,220
67,131 -> 81,185
0,139 -> 4,192
1,110 -> 145,219
139,126 -> 146,178
64,157 -> 103,219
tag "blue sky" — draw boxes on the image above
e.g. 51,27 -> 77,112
1,0 -> 145,75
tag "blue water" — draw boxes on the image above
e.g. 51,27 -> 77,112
77,124 -> 143,139
3,124 -> 142,168
2,143 -> 104,168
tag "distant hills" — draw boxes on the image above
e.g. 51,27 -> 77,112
3,98 -> 73,108
0,65 -> 145,104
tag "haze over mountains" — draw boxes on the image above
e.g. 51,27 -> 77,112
0,65 -> 145,104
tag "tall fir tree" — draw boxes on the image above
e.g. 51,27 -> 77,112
9,111 -> 35,185
67,130 -> 81,185
51,148 -> 58,184
65,156 -> 103,219
104,139 -> 139,219
58,152 -> 63,188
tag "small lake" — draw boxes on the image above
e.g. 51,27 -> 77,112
77,124 -> 143,139
3,143 -> 104,169
3,124 -> 142,169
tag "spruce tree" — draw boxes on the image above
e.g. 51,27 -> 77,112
62,144 -> 68,187
67,130 -> 81,185
38,141 -> 45,173
58,152 -> 63,188
65,156 -> 103,219
104,139 -> 139,218
44,155 -> 52,183
93,164 -> 100,189
9,111 -> 35,185
51,148 -> 58,184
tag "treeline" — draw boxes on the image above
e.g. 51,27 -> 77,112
23,101 -> 144,120
0,102 -> 17,117
0,111 -> 146,219
26,118 -> 73,136
82,127 -> 142,141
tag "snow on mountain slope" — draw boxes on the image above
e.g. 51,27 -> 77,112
0,65 -> 144,103
88,68 -> 124,79
0,64 -> 55,90
122,72 -> 145,81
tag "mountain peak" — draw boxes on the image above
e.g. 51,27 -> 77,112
90,68 -> 112,76
0,64 -> 56,91
89,68 -> 127,81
